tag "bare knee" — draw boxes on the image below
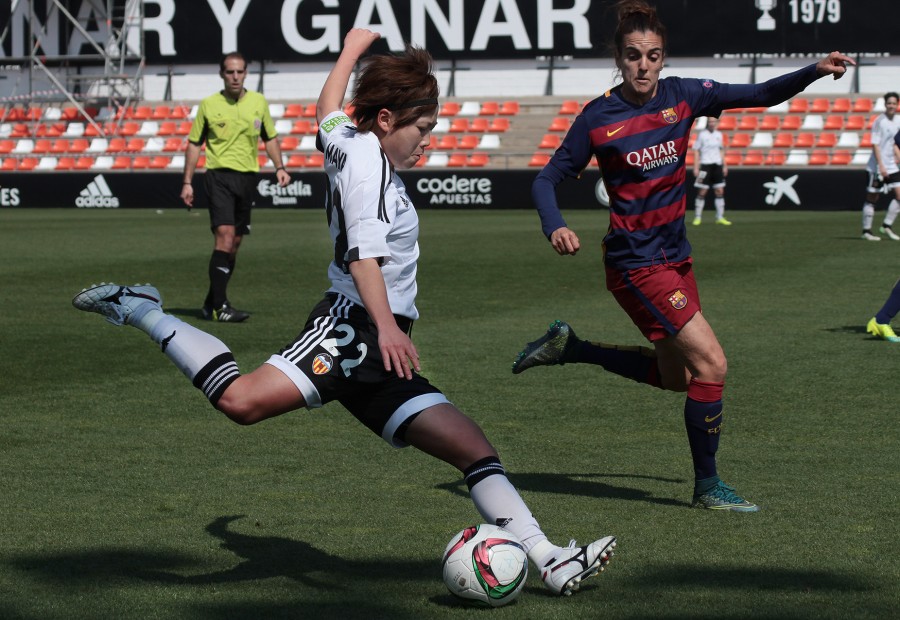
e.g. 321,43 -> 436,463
215,392 -> 266,425
696,350 -> 727,383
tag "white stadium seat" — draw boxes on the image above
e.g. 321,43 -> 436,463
137,121 -> 159,137
425,152 -> 449,167
63,122 -> 85,138
13,139 -> 34,154
92,155 -> 114,170
458,101 -> 481,116
784,149 -> 809,166
87,138 -> 108,153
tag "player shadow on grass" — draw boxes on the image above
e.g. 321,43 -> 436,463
823,325 -> 874,338
436,472 -> 689,508
163,307 -> 210,320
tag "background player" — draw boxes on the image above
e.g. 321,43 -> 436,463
860,91 -> 900,241
691,116 -> 730,226
514,0 -> 853,512
73,29 -> 615,597
181,52 -> 291,321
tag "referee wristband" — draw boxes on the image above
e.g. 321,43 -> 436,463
276,166 -> 285,172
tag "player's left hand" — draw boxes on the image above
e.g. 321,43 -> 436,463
276,167 -> 291,187
816,52 -> 855,80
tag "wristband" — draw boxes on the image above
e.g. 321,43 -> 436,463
276,166 -> 285,172
183,181 -> 191,185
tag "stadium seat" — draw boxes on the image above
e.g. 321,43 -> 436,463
693,117 -> 707,131
286,153 -> 306,168
298,135 -> 318,150
300,103 -> 317,118
447,153 -> 468,167
873,98 -> 886,113
458,101 -> 480,116
437,135 -> 458,150
685,151 -> 694,166
800,115 -> 824,130
469,118 -> 489,132
125,138 -> 146,152
131,156 -> 151,169
749,133 -> 773,148
87,138 -> 108,153
157,121 -> 177,136
852,97 -> 873,113
0,139 -> 13,154
784,149 -> 809,166
795,132 -> 815,148
808,149 -> 829,165
479,101 -> 499,115
111,156 -> 131,169
766,101 -> 789,113
540,133 -> 561,149
149,156 -> 170,169
18,157 -> 38,171
176,121 -> 192,135
279,103 -> 300,118
307,153 -> 324,167
829,150 -> 851,165
737,116 -> 758,131
11,123 -> 29,137
477,134 -> 500,149
788,98 -> 809,113
558,100 -> 580,115
0,123 -> 10,138
169,105 -> 189,119
50,139 -> 69,154
468,153 -> 489,167
724,150 -> 741,166
458,135 -> 479,149
425,152 -> 449,167
133,106 -> 153,120
434,118 -> 450,133
851,149 -> 871,165
74,157 -> 94,170
137,121 -> 160,136
810,98 -> 829,113
449,118 -> 469,133
143,137 -> 165,152
488,118 -> 510,132
60,107 -> 81,121
63,122 -> 85,138
837,132 -> 860,148
440,101 -> 460,116
728,133 -> 751,148
716,115 -> 736,130
549,117 -> 571,132
499,101 -> 520,115
845,115 -> 865,130
291,120 -> 312,134
274,119 -> 292,136
119,122 -> 140,136
1,157 -> 17,170
831,98 -> 851,113
279,135 -> 298,151
167,154 -> 185,170
55,156 -> 75,170
92,155 -> 113,170
773,133 -> 793,148
32,139 -> 52,154
861,132 -> 872,147
107,137 -> 127,152
824,115 -> 843,130
163,137 -> 184,152
742,151 -> 764,165
815,133 -> 836,148
529,152 -> 551,167
151,105 -> 172,119
13,139 -> 34,154
268,104 -> 285,119
765,149 -> 786,165
760,115 -> 780,130
36,156 -> 58,170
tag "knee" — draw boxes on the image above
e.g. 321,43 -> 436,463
215,393 -> 263,425
704,351 -> 728,383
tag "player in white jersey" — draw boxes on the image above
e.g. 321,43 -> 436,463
861,92 -> 900,241
71,28 -> 616,598
691,116 -> 730,226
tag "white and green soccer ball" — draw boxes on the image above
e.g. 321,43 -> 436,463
441,524 -> 528,607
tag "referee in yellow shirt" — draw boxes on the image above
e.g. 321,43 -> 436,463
180,52 -> 291,322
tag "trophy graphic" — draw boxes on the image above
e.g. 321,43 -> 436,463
756,0 -> 776,31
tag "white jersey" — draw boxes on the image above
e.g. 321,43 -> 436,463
318,111 -> 420,320
867,113 -> 900,175
694,129 -> 724,165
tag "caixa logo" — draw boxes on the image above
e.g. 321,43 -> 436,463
256,179 -> 312,205
416,175 -> 492,205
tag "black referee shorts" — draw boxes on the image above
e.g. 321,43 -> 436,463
204,168 -> 257,235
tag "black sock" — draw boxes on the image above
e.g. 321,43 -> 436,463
208,250 -> 231,309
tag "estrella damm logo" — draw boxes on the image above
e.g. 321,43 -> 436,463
668,289 -> 688,310
321,114 -> 351,133
312,353 -> 334,375
662,107 -> 678,124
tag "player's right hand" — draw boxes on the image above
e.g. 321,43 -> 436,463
180,184 -> 194,208
550,226 -> 580,256
378,325 -> 420,380
344,28 -> 381,56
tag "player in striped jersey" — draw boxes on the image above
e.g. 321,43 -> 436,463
514,0 -> 853,512
73,29 -> 616,597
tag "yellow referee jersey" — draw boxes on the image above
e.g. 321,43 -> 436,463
188,89 -> 277,173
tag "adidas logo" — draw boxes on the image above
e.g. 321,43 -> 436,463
75,174 -> 120,208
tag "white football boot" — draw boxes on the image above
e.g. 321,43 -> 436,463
541,536 -> 616,596
72,283 -> 162,326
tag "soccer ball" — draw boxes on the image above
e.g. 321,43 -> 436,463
441,524 -> 528,607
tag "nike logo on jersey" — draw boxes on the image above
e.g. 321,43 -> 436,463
216,266 -> 231,274
607,126 -> 625,137
705,412 -> 722,423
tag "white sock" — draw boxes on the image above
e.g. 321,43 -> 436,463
885,199 -> 900,227
863,203 -> 876,231
715,197 -> 725,219
694,197 -> 704,218
148,314 -> 233,382
468,473 -> 551,565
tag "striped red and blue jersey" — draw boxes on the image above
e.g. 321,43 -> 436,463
533,64 -> 820,270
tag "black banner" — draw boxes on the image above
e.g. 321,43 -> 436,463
0,1 -> 894,64
0,168 -> 871,212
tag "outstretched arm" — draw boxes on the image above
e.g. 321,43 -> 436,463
317,29 -> 381,124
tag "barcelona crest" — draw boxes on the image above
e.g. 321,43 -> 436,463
312,353 -> 334,375
668,289 -> 688,310
662,107 -> 678,124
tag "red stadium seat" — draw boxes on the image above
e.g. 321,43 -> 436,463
291,120 -> 312,134
540,133 -> 561,149
724,150 -> 742,166
809,98 -> 829,113
788,98 -> 809,113
176,121 -> 192,135
737,116 -> 758,131
449,118 -> 469,133
458,135 -> 479,149
0,140 -> 13,154
1,157 -> 17,170
301,103 -> 317,118
125,138 -> 146,152
685,151 -> 695,166
107,137 -> 127,152
468,153 -> 489,167
845,115 -> 865,130
74,156 -> 94,170
831,98 -> 851,113
50,139 -> 70,154
716,115 -> 736,130
18,157 -> 38,170
529,152 -> 551,167
558,100 -> 580,115
447,153 -> 468,167
852,98 -> 873,113
773,133 -> 794,148
307,153 -> 324,167
860,132 -> 872,147
163,137 -> 184,152
479,101 -> 499,116
279,136 -> 298,151
488,118 -> 509,132
499,101 -> 520,115
436,135 -> 458,150
549,117 -> 571,132
149,156 -> 170,169
55,156 -> 75,170
742,151 -> 764,165
815,133 -> 836,148
795,133 -> 815,148
111,155 -> 131,169
760,115 -> 780,130
808,149 -> 829,165
132,106 -> 153,120
469,118 -> 489,132
728,133 -> 751,148
32,139 -> 52,154
131,156 -> 151,169
157,121 -> 177,136
440,101 -> 461,116
284,103 -> 304,118
286,153 -> 306,168
830,150 -> 851,165
765,149 -> 786,165
151,105 -> 172,119
118,122 -> 140,136
824,115 -> 843,130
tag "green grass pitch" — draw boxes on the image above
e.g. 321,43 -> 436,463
0,207 -> 897,618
